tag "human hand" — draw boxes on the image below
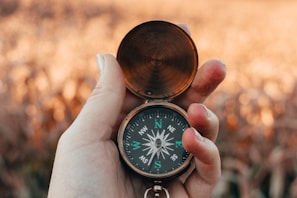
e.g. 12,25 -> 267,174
48,29 -> 226,198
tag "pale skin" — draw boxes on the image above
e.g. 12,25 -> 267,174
48,26 -> 226,198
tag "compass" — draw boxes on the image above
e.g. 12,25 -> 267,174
118,102 -> 192,178
117,20 -> 198,197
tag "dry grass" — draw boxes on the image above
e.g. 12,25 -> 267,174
0,0 -> 297,197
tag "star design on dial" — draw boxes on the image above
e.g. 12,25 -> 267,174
142,129 -> 174,166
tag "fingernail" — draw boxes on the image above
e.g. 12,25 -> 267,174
96,54 -> 105,75
201,104 -> 211,118
178,23 -> 191,35
217,59 -> 227,71
192,127 -> 205,142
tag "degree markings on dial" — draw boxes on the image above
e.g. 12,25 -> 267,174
127,125 -> 134,132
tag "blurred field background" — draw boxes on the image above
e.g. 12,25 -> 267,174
1,0 -> 297,197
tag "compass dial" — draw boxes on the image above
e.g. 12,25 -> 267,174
118,103 -> 193,179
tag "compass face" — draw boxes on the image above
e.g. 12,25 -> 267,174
118,103 -> 192,179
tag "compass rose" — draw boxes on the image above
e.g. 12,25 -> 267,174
142,129 -> 174,166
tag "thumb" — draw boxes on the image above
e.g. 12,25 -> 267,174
67,54 -> 126,141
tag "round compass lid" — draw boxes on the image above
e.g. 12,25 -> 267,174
117,20 -> 198,100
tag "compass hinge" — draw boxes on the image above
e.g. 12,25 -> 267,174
146,99 -> 169,104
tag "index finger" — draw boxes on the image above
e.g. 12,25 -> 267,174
173,59 -> 226,109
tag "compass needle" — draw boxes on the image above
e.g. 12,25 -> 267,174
148,148 -> 157,166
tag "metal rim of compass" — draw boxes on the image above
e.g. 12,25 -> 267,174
117,20 -> 199,100
117,101 -> 193,180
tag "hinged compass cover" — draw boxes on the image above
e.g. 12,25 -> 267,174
117,20 -> 198,100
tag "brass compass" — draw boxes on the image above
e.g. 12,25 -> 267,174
117,20 -> 198,197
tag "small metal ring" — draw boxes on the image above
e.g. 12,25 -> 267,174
144,186 -> 170,198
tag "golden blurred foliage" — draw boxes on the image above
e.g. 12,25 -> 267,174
1,0 -> 297,197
